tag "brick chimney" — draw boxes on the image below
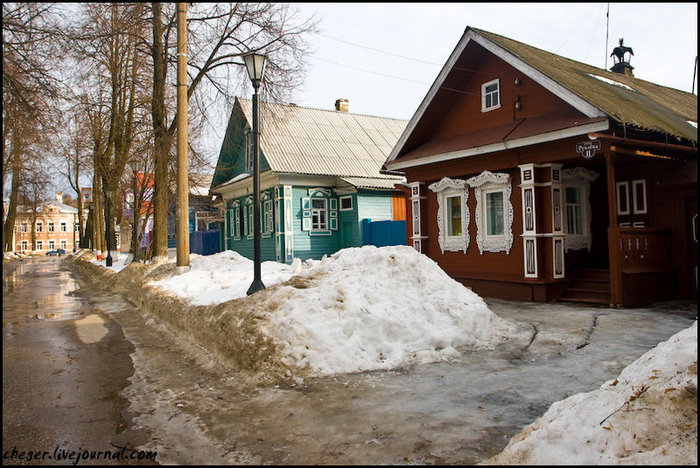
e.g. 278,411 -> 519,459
56,191 -> 63,204
335,98 -> 349,112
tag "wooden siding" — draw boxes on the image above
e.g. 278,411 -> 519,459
211,103 -> 271,190
431,45 -> 577,141
290,186 -> 341,260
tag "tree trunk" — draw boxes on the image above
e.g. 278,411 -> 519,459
2,153 -> 21,252
151,2 -> 170,263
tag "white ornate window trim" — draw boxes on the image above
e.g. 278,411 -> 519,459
428,177 -> 470,253
562,167 -> 598,252
467,171 -> 514,255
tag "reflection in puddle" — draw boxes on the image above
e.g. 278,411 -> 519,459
75,314 -> 108,343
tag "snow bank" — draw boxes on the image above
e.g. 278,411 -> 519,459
483,321 -> 698,465
148,250 -> 304,305
143,245 -> 523,377
257,245 -> 522,375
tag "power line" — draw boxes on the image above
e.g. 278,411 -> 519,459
311,55 -> 432,86
315,31 -> 443,66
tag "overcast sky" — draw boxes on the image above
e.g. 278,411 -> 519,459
277,2 -> 698,121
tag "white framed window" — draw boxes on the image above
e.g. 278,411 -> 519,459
428,177 -> 470,253
60,222 -> 67,232
311,198 -> 328,231
21,241 -> 28,251
20,223 -> 27,233
467,171 -> 513,254
48,222 -> 55,232
233,204 -> 241,240
339,195 -> 353,211
632,179 -> 647,214
301,189 -> 337,234
36,240 -> 43,251
48,241 -> 55,250
263,199 -> 273,235
247,201 -> 254,237
562,167 -> 598,252
565,187 -> 583,235
36,222 -> 43,233
60,240 -> 67,250
481,78 -> 501,112
616,181 -> 630,215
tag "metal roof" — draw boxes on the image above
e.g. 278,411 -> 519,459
237,99 -> 407,179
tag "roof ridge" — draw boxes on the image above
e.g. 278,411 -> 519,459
236,96 -> 408,122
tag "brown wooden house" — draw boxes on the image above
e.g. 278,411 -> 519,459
383,27 -> 697,307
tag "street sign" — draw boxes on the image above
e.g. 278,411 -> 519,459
576,140 -> 601,159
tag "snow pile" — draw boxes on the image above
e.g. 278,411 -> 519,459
257,245 -> 523,375
484,321 -> 698,465
148,250 -> 304,305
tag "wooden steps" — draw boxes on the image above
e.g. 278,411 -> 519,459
558,268 -> 611,305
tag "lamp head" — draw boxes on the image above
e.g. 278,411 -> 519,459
243,52 -> 267,89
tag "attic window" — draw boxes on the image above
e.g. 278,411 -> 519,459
588,74 -> 635,91
481,79 -> 501,112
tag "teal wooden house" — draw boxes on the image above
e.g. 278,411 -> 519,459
210,98 -> 408,263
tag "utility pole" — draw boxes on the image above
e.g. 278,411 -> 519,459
176,2 -> 190,272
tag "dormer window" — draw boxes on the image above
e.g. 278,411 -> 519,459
481,78 -> 501,112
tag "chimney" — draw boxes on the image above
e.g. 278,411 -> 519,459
609,38 -> 634,77
56,191 -> 63,204
335,98 -> 349,112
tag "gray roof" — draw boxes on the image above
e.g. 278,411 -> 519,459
237,99 -> 407,180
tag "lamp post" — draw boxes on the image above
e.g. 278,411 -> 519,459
243,51 -> 267,295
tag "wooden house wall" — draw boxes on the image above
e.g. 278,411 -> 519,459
290,186 -> 341,260
430,47 -> 574,141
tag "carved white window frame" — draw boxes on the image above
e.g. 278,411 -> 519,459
428,177 -> 470,253
562,167 -> 598,252
467,171 -> 513,254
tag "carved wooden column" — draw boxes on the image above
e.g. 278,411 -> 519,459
408,182 -> 427,253
519,164 -> 539,278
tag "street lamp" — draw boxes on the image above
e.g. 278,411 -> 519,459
243,51 -> 267,295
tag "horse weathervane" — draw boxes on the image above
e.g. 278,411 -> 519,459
611,38 -> 634,64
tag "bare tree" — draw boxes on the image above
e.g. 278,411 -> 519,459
54,98 -> 93,249
2,2 -> 65,252
148,2 -> 319,261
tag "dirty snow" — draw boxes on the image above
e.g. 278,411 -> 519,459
483,321 -> 697,465
79,246 -> 697,464
142,245 -> 523,375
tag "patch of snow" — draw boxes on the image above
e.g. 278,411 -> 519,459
484,321 -> 698,465
147,250 -> 304,305
589,73 -> 635,91
687,120 -> 697,129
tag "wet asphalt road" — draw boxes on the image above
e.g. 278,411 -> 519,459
2,257 -> 155,465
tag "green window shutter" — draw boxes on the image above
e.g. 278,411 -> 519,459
301,197 -> 311,231
330,197 -> 338,230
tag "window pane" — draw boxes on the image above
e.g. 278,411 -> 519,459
486,192 -> 504,235
311,198 -> 325,209
447,196 -> 462,236
566,187 -> 580,204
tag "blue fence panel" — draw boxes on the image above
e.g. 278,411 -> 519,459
361,219 -> 407,247
190,230 -> 220,255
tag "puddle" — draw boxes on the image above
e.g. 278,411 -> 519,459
74,314 -> 109,343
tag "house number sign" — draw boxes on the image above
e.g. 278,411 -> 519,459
576,140 -> 601,159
